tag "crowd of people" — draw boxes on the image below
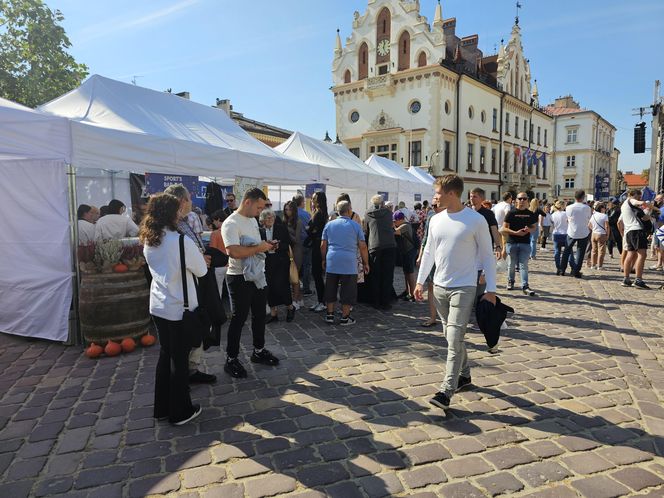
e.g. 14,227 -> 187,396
78,179 -> 664,424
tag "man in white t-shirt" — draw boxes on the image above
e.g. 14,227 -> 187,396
560,190 -> 591,278
551,200 -> 575,275
620,189 -> 652,288
222,188 -> 280,378
77,204 -> 99,245
492,192 -> 513,259
414,174 -> 496,410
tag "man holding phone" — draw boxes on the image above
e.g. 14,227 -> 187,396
222,187 -> 280,378
502,192 -> 538,295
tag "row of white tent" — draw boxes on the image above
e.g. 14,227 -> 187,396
0,74 -> 434,343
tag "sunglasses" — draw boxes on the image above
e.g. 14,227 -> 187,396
517,197 -> 528,201
265,203 -> 273,207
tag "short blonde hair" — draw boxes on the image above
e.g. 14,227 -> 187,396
434,174 -> 464,196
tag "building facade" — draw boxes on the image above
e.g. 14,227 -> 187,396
544,96 -> 619,201
331,0 -> 553,200
215,99 -> 292,147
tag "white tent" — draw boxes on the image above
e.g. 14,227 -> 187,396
0,98 -> 73,342
365,154 -> 432,204
38,75 -> 320,184
408,165 -> 436,185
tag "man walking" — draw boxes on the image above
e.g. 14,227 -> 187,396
621,189 -> 652,288
492,192 -> 513,259
469,187 -> 501,296
414,174 -> 496,410
294,194 -> 313,295
501,192 -> 538,295
551,200 -> 575,275
560,189 -> 592,279
321,201 -> 369,325
222,188 -> 280,378
364,194 -> 397,310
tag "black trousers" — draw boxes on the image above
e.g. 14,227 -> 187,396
368,248 -> 396,307
608,226 -> 622,255
226,275 -> 266,358
311,242 -> 325,304
153,315 -> 194,423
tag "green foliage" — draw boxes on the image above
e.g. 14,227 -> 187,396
0,0 -> 88,108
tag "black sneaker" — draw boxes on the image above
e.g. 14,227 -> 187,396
286,308 -> 295,322
324,313 -> 335,324
266,314 -> 279,324
621,277 -> 633,287
430,391 -> 450,409
339,315 -> 356,326
251,349 -> 280,366
522,286 -> 536,296
634,279 -> 650,289
456,376 -> 473,392
556,269 -> 562,276
172,404 -> 202,426
224,358 -> 248,378
573,272 -> 583,279
189,370 -> 217,384
506,281 -> 514,291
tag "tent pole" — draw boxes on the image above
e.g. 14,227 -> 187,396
65,163 -> 82,346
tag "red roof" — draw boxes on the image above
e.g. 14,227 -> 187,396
543,105 -> 587,116
623,173 -> 648,187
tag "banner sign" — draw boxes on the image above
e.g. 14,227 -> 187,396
305,183 -> 326,198
145,173 -> 198,197
594,173 -> 611,200
234,176 -> 262,201
414,193 -> 422,202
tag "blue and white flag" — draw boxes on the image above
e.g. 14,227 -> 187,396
642,185 -> 656,201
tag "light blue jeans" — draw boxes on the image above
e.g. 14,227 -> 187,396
530,226 -> 540,259
432,285 -> 476,398
507,242 -> 530,288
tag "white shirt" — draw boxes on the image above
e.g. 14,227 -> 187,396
78,220 -> 96,244
620,199 -> 643,233
417,207 -> 496,292
551,210 -> 569,235
95,214 -> 139,240
492,201 -> 511,228
566,202 -> 592,239
144,230 -> 208,321
541,212 -> 552,227
590,212 -> 609,235
221,211 -> 262,275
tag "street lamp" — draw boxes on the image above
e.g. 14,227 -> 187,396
428,150 -> 440,176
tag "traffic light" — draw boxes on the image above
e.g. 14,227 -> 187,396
634,122 -> 646,153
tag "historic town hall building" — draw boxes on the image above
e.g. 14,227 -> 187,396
331,0 -> 554,200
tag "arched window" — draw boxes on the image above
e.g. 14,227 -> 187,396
344,69 -> 351,84
358,43 -> 368,80
377,7 -> 391,36
398,31 -> 410,71
417,51 -> 427,67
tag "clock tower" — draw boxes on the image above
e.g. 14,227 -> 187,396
375,6 -> 391,72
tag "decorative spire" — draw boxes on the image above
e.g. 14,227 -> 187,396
334,134 -> 342,145
433,0 -> 443,29
498,38 -> 505,59
323,131 -> 332,143
334,29 -> 342,58
532,79 -> 539,97
454,44 -> 462,64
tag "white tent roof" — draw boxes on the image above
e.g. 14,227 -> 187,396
365,154 -> 431,194
38,75 -> 318,183
0,97 -> 71,162
275,132 -> 398,191
408,166 -> 436,184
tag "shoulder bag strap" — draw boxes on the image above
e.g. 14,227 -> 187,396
179,234 -> 189,311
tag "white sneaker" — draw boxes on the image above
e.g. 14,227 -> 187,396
597,266 -> 604,271
292,301 -> 301,310
298,300 -> 305,308
313,303 -> 326,312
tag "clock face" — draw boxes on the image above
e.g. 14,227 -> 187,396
377,39 -> 390,56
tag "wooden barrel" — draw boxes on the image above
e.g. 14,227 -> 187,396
79,271 -> 151,344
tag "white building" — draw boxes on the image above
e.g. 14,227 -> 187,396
544,96 -> 619,201
331,0 -> 554,201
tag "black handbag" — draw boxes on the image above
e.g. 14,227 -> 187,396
179,234 -> 211,348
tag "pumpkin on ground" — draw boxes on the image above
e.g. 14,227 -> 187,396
141,333 -> 156,347
85,342 -> 103,358
104,341 -> 122,356
121,337 -> 136,353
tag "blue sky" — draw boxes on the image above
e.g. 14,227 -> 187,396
49,0 -> 663,173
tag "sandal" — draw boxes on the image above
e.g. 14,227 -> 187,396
421,319 -> 437,327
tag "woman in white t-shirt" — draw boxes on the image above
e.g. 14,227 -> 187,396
589,202 -> 609,270
95,199 -> 139,240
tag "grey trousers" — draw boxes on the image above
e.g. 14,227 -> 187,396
433,285 -> 476,397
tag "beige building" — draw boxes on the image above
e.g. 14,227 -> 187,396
331,0 -> 553,200
544,96 -> 619,201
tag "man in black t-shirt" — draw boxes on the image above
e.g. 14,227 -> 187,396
501,192 -> 538,295
470,188 -> 502,296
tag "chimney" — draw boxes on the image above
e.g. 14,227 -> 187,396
442,18 -> 456,37
215,98 -> 233,116
553,95 -> 580,109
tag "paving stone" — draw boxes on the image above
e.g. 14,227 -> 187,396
562,452 -> 615,474
571,475 -> 631,498
7,457 -> 47,480
596,445 -> 654,465
212,442 -> 255,462
165,450 -> 212,472
556,435 -> 602,452
516,461 -> 573,487
272,447 -> 318,470
476,471 -> 525,496
402,443 -> 451,465
520,485 -> 580,497
483,446 -> 537,470
400,464 -> 447,489
524,440 -> 565,458
182,466 -> 227,488
34,476 -> 74,497
201,482 -> 244,498
324,481 -> 364,498
438,481 -> 486,498
349,454 -> 383,477
74,465 -> 130,489
229,457 -> 271,478
0,479 -> 35,498
441,456 -> 493,478
610,467 -> 664,491
57,427 -> 92,454
358,473 -> 405,498
244,474 -> 296,498
129,474 -> 181,497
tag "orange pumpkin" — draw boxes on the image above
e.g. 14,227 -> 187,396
113,263 -> 129,273
121,337 -> 136,353
140,333 -> 156,347
104,341 -> 122,356
85,342 -> 103,358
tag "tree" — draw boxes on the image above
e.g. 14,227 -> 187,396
641,169 -> 650,183
0,0 -> 88,108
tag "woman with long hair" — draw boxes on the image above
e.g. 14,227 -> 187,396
308,191 -> 328,312
283,200 -> 303,308
140,193 -> 208,426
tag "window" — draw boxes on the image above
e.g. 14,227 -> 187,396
544,129 -> 548,146
537,126 -> 541,145
409,100 -> 421,114
524,120 -> 528,141
344,70 -> 351,84
358,43 -> 368,80
567,128 -> 577,143
468,106 -> 474,119
378,65 -> 389,75
443,141 -> 451,170
408,140 -> 421,166
417,51 -> 427,67
467,143 -> 474,171
530,123 -> 534,142
491,148 -> 497,173
444,100 -> 451,115
492,108 -> 498,131
481,110 -> 486,123
398,31 -> 410,71
515,116 -> 520,138
479,146 -> 486,172
565,177 -> 575,189
505,113 -> 510,134
350,110 -> 360,123
370,146 -> 375,153
566,155 -> 576,168
504,151 -> 509,172
349,147 -> 360,158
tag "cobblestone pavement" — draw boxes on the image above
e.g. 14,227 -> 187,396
1,250 -> 664,498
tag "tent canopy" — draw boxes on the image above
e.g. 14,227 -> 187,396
365,154 -> 431,195
408,166 -> 436,185
275,132 -> 398,191
38,75 -> 318,183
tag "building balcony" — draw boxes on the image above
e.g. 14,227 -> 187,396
365,74 -> 395,97
500,172 -> 521,185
